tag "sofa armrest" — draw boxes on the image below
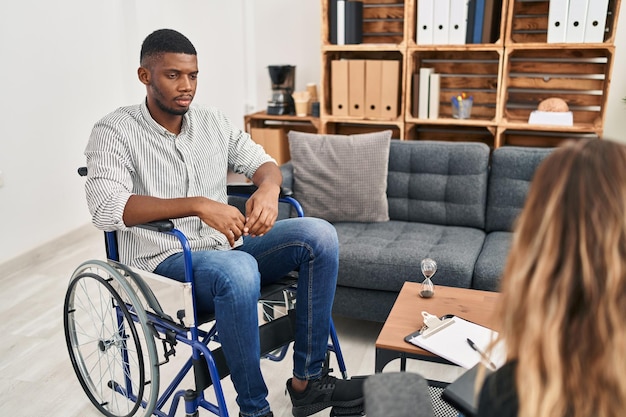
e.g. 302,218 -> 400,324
280,162 -> 294,193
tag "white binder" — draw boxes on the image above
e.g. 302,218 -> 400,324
565,0 -> 589,43
547,0 -> 569,43
449,0 -> 469,44
417,0 -> 435,45
418,67 -> 434,119
428,73 -> 441,119
583,0 -> 609,43
433,0 -> 451,44
336,0 -> 346,45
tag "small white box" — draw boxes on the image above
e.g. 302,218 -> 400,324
528,111 -> 574,126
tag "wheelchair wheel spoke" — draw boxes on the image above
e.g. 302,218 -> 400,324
64,262 -> 159,417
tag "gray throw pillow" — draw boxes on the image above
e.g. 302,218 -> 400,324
287,130 -> 391,222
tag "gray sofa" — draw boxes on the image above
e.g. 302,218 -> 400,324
280,140 -> 552,322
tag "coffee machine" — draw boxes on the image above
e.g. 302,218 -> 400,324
267,65 -> 296,115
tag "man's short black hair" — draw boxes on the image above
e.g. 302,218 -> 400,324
140,29 -> 197,67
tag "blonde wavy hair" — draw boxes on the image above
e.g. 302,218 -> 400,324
494,139 -> 626,417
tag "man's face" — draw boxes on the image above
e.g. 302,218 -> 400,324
141,52 -> 198,117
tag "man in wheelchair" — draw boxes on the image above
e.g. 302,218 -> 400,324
83,28 -> 363,417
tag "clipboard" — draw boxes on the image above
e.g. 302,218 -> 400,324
404,312 -> 505,369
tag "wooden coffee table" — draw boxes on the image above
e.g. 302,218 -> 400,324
375,282 -> 499,372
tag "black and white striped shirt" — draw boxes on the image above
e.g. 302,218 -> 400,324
84,101 -> 274,271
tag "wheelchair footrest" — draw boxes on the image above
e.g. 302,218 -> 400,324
259,310 -> 296,357
194,311 -> 295,392
193,347 -> 230,391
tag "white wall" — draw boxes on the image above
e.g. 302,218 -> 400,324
0,0 -> 134,265
603,7 -> 626,143
0,0 -> 623,266
249,1 -> 322,111
0,0 -> 320,266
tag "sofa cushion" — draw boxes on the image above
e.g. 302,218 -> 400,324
386,140 -> 490,229
333,220 -> 486,292
287,130 -> 392,222
485,146 -> 554,232
472,231 -> 512,291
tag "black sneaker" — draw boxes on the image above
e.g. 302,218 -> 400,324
286,375 -> 364,417
239,412 -> 273,417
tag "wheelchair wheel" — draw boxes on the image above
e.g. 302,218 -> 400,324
64,260 -> 159,417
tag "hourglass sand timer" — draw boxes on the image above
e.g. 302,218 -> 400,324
419,258 -> 437,298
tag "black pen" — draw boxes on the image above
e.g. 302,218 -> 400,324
466,338 -> 497,370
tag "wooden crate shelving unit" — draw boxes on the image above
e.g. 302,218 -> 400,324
320,47 -> 406,138
500,47 -> 614,131
404,47 -> 503,124
317,0 -> 621,148
319,0 -> 408,138
506,0 -> 621,45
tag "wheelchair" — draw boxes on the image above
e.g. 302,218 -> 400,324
63,178 -> 356,417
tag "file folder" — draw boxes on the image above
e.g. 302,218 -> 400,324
481,0 -> 497,43
583,0 -> 609,42
330,0 -> 363,45
433,0 -> 451,44
428,73 -> 441,119
565,0 -> 589,43
449,0 -> 469,44
365,60 -> 382,118
465,0 -> 477,43
547,0 -> 569,43
418,67 -> 434,119
412,72 -> 421,117
381,60 -> 400,119
348,59 -> 366,117
345,1 -> 364,44
417,0 -> 435,44
330,0 -> 346,45
471,0 -> 486,43
331,60 -> 349,116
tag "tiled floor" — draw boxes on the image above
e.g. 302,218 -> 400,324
0,224 -> 461,417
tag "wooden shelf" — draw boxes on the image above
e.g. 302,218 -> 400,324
245,111 -> 321,132
500,121 -> 601,134
321,0 -> 407,47
505,0 -> 622,45
314,0 -> 621,146
244,111 -> 321,165
405,117 -> 497,128
322,44 -> 404,53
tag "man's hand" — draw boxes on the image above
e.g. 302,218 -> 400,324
197,199 -> 247,247
244,183 -> 280,237
244,161 -> 283,237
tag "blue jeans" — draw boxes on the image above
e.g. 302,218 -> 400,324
154,217 -> 339,417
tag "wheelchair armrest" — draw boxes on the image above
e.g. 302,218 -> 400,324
137,220 -> 175,233
227,183 -> 258,196
227,183 -> 293,198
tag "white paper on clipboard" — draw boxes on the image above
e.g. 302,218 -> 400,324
408,316 -> 506,369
